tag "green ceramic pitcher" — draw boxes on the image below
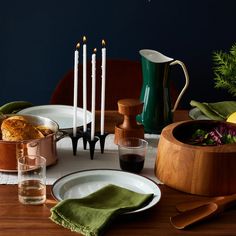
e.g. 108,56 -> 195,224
136,49 -> 189,134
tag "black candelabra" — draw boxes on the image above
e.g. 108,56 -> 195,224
68,126 -> 109,160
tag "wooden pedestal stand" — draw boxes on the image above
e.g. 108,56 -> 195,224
114,98 -> 144,144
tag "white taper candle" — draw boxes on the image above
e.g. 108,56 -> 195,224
73,43 -> 80,137
82,36 -> 87,132
100,40 -> 106,135
91,48 -> 97,140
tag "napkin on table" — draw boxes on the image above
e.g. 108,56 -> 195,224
50,184 -> 154,236
190,100 -> 236,120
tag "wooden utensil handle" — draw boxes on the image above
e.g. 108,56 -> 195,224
176,200 -> 215,212
176,194 -> 236,212
216,194 -> 236,211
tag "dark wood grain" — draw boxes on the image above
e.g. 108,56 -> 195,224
2,111 -> 235,236
0,184 -> 236,236
96,109 -> 190,134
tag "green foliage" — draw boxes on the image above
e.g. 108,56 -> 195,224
213,43 -> 236,96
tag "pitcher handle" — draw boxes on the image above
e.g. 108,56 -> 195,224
170,60 -> 189,112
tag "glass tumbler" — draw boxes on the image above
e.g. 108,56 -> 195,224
18,155 -> 46,205
118,137 -> 148,173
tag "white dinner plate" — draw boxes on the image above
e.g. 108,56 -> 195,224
189,107 -> 210,120
18,105 -> 92,130
52,169 -> 161,214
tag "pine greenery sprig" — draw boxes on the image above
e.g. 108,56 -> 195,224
213,43 -> 236,96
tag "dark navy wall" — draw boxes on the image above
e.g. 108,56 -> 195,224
0,0 -> 235,108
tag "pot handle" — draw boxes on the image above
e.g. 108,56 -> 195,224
16,142 -> 29,159
55,130 -> 69,142
170,60 -> 190,112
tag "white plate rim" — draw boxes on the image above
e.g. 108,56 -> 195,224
51,169 -> 161,214
18,104 -> 92,129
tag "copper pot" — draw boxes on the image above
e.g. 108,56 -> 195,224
0,114 -> 66,172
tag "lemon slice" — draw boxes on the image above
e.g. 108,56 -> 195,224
226,111 -> 236,123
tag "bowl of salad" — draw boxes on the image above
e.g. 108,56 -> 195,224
155,120 -> 236,196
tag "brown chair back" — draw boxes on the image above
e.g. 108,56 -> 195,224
50,59 -> 143,110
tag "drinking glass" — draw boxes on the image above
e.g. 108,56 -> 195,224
18,155 -> 46,205
118,137 -> 148,173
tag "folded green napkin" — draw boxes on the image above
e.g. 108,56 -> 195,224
50,184 -> 153,236
190,100 -> 236,120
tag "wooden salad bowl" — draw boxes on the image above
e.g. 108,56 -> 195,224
155,120 -> 236,196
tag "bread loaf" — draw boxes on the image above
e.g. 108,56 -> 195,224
1,116 -> 45,141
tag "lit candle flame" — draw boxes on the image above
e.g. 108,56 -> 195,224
102,39 -> 106,47
83,36 -> 86,43
76,42 -> 80,50
93,48 -> 97,53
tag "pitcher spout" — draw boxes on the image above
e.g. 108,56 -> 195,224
139,49 -> 173,63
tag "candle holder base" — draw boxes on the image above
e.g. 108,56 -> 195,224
68,128 -> 107,159
96,132 -> 109,154
82,131 -> 88,150
69,131 -> 84,156
87,136 -> 99,160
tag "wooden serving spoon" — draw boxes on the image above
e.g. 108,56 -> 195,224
176,196 -> 223,212
170,194 -> 236,229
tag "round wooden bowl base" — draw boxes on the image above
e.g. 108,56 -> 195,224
155,121 -> 236,196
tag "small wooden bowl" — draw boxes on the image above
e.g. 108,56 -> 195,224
155,120 -> 236,196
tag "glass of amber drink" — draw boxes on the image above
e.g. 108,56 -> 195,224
18,155 -> 46,205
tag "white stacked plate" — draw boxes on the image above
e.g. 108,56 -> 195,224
18,105 -> 92,130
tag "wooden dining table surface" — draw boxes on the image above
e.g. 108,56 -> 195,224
1,110 -> 236,236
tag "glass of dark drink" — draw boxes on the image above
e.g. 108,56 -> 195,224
118,137 -> 148,173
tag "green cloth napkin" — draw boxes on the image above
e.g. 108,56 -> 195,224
190,100 -> 236,120
50,184 -> 153,236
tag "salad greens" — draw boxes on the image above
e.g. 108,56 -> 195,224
188,123 -> 236,146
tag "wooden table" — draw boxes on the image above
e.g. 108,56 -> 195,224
1,110 -> 236,236
95,110 -> 190,133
